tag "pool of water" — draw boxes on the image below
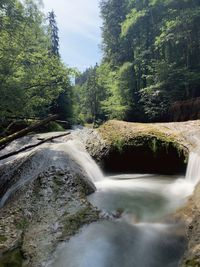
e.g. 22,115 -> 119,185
47,174 -> 189,267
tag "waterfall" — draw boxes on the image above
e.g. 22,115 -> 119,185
61,140 -> 104,182
185,152 -> 200,185
0,137 -> 104,208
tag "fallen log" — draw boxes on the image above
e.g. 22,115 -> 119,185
0,120 -> 29,138
0,115 -> 58,149
0,132 -> 70,161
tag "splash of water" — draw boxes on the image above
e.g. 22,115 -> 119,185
46,140 -> 200,267
0,137 -> 104,208
64,140 -> 104,182
185,152 -> 200,185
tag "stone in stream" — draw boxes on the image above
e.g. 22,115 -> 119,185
0,134 -> 99,267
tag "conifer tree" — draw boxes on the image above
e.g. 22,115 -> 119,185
48,10 -> 60,57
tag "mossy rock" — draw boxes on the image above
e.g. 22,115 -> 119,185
0,249 -> 23,267
62,206 -> 99,238
97,120 -> 188,174
185,258 -> 200,267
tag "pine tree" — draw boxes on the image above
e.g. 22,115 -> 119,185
48,10 -> 60,57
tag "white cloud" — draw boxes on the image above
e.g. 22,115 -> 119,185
42,0 -> 102,70
43,0 -> 101,42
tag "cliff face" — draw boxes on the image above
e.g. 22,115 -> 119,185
170,97 -> 200,122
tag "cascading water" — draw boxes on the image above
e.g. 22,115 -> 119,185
2,131 -> 200,267
185,151 -> 200,185
0,136 -> 103,208
47,144 -> 200,267
63,140 -> 104,182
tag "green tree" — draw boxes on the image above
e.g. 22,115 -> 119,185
98,0 -> 200,122
73,65 -> 105,123
48,10 -> 59,57
100,0 -> 130,65
0,0 -> 72,124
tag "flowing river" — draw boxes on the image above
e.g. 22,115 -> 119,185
46,140 -> 200,267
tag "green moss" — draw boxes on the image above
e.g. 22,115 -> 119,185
112,137 -> 125,153
62,206 -> 99,237
150,138 -> 158,154
99,121 -> 188,162
0,249 -> 23,267
109,132 -> 187,161
0,236 -> 7,242
16,218 -> 29,230
185,258 -> 200,267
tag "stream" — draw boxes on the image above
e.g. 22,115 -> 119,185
0,132 -> 199,267
46,140 -> 200,267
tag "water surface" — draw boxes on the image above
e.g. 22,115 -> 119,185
48,173 -> 189,267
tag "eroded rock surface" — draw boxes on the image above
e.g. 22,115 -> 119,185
82,120 -> 200,267
177,183 -> 200,267
1,120 -> 200,266
0,134 -> 99,267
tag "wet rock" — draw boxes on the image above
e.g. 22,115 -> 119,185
1,121 -> 200,266
78,120 -> 200,266
0,139 -> 99,267
178,184 -> 200,267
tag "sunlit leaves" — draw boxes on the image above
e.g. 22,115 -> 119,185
98,0 -> 200,122
121,8 -> 146,37
0,0 -> 71,120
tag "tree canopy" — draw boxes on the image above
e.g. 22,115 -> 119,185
74,0 -> 200,123
1,0 -> 200,127
0,0 -> 72,126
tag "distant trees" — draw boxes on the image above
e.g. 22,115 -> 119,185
74,65 -> 105,123
2,0 -> 199,126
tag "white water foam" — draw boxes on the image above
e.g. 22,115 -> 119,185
0,137 -> 104,208
166,151 -> 200,202
185,151 -> 200,185
64,140 -> 104,182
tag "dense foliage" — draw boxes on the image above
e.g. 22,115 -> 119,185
1,0 -> 200,127
75,0 -> 200,123
0,0 -> 72,126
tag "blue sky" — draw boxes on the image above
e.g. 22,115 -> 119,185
42,0 -> 102,71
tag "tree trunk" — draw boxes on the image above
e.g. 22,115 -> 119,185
0,115 -> 58,149
0,132 -> 70,161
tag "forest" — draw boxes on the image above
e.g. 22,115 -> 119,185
1,1 -> 200,266
0,0 -> 73,132
0,0 -> 200,130
75,0 -> 200,123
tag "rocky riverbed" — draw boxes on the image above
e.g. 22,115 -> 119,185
0,120 -> 200,266
83,120 -> 200,267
